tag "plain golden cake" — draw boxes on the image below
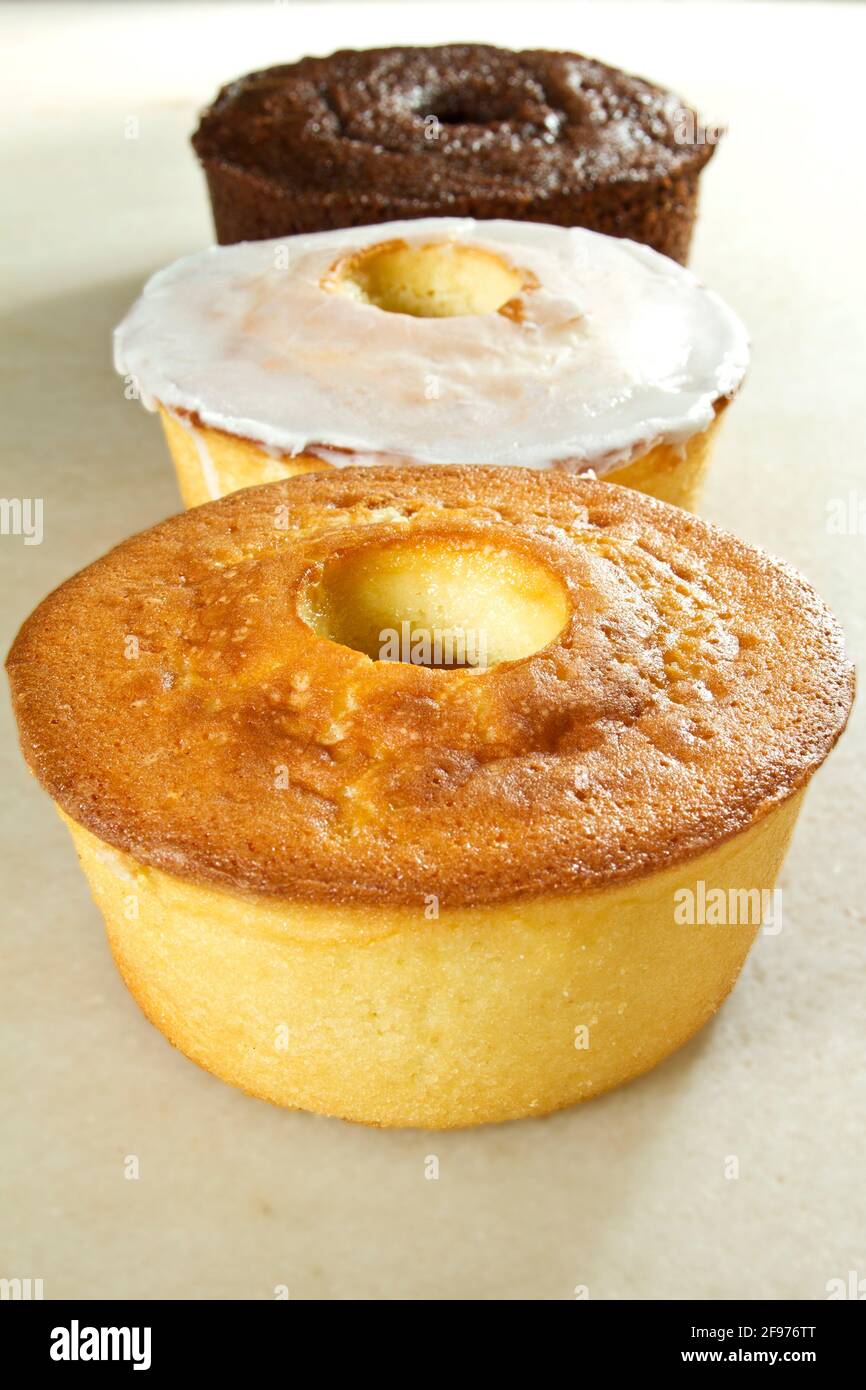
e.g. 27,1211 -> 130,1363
114,218 -> 748,510
6,468 -> 852,1128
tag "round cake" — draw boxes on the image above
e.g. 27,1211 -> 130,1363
192,45 -> 718,263
6,468 -> 852,1128
114,218 -> 748,510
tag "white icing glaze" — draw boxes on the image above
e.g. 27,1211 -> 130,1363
114,219 -> 749,474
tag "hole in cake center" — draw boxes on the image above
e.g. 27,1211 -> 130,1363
324,239 -> 527,318
299,537 -> 569,669
432,109 -> 478,125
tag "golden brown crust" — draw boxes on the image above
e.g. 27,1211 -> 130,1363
7,468 -> 853,906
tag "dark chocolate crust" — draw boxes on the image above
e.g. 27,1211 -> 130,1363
192,45 -> 718,263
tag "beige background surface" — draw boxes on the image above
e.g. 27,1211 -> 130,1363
2,1 -> 864,1300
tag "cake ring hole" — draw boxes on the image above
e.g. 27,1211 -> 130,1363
323,239 -> 531,318
430,107 -> 482,126
299,537 -> 569,669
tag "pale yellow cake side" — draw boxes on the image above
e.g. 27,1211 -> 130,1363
604,408 -> 725,509
62,788 -> 802,1129
159,405 -> 725,512
158,408 -> 325,509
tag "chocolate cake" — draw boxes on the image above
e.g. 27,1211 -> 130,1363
192,45 -> 719,263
